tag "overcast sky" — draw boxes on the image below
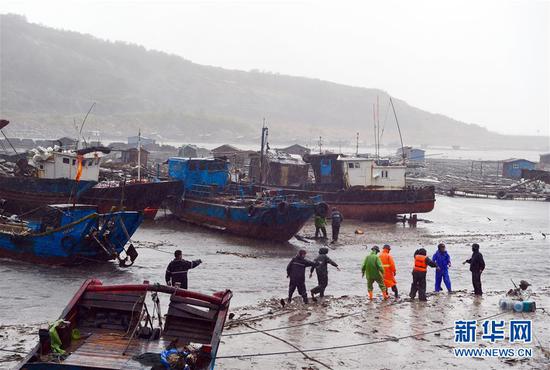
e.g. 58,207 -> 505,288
1,0 -> 548,136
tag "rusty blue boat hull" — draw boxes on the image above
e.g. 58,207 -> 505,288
166,194 -> 315,242
0,205 -> 143,265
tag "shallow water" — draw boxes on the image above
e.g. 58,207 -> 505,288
1,195 -> 549,368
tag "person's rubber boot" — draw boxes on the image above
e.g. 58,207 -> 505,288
382,290 -> 389,300
311,290 -> 317,302
280,299 -> 286,307
303,296 -> 309,304
368,291 -> 373,300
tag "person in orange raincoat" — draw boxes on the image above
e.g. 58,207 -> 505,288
380,244 -> 398,298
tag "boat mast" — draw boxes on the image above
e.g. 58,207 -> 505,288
372,103 -> 378,157
389,97 -> 406,164
137,129 -> 141,182
355,132 -> 359,156
377,95 -> 380,160
259,119 -> 268,185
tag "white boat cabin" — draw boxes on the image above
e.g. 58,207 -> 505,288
339,156 -> 406,188
33,150 -> 102,181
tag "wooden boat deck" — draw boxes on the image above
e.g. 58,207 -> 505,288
63,330 -> 170,370
62,329 -> 171,369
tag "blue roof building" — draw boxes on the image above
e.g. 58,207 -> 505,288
502,158 -> 537,179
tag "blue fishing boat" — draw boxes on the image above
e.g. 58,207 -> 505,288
165,157 -> 319,242
0,204 -> 143,265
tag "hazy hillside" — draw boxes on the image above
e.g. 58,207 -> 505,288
0,14 -> 547,150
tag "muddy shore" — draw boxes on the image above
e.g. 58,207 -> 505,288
1,195 -> 549,369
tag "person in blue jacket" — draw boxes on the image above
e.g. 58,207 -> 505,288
432,243 -> 452,292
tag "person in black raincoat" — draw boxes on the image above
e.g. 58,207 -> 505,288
284,249 -> 318,305
330,207 -> 344,243
309,247 -> 340,301
463,243 -> 485,295
165,250 -> 202,289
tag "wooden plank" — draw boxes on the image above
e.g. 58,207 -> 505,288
163,331 -> 212,344
168,303 -> 217,320
164,318 -> 214,332
79,299 -> 143,312
166,307 -> 216,322
170,295 -> 220,309
83,292 -> 145,303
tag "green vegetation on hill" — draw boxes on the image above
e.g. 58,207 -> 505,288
0,14 -> 547,150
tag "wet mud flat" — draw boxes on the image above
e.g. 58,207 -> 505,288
220,289 -> 550,370
1,196 -> 549,369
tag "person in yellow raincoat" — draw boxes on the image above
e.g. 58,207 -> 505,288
380,244 -> 398,298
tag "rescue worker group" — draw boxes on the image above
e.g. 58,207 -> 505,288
165,207 -> 486,305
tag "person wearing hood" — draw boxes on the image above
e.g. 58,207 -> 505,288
309,247 -> 340,301
432,243 -> 452,292
379,244 -> 398,298
409,247 -> 438,301
361,246 -> 389,300
285,249 -> 318,304
165,250 -> 202,289
330,207 -> 344,243
463,243 -> 485,295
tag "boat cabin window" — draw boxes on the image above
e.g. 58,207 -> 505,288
381,170 -> 389,178
348,163 -> 354,169
72,159 -> 76,165
355,162 -> 360,168
348,162 -> 361,169
63,157 -> 70,164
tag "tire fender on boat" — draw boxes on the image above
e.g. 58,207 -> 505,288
248,204 -> 256,217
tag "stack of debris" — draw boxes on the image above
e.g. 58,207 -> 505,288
407,158 -> 550,201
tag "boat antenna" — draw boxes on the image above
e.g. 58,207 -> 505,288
389,97 -> 406,164
0,119 -> 18,155
78,102 -> 96,148
318,136 -> 323,154
355,132 -> 359,156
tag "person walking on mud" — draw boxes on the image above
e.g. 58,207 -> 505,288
361,246 -> 389,300
432,243 -> 452,292
380,244 -> 399,298
165,250 -> 202,289
314,213 -> 328,239
463,243 -> 485,295
309,247 -> 340,301
330,207 -> 343,243
409,248 -> 438,301
284,249 -> 318,305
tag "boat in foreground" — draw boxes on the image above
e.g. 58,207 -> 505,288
17,279 -> 233,370
0,204 -> 143,265
165,157 -> 319,241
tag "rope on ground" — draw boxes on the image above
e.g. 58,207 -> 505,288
133,244 -> 173,254
216,312 -> 507,359
225,308 -> 287,325
243,323 -> 333,370
0,347 -> 26,354
224,310 -> 363,336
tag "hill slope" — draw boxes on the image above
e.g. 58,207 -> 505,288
0,14 -> 546,150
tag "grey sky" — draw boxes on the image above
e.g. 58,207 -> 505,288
1,0 -> 548,136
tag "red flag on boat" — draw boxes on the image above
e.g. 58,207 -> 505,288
76,155 -> 83,181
